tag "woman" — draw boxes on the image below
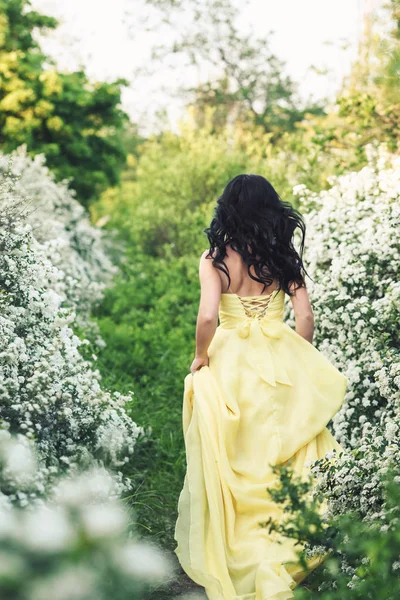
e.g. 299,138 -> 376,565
173,174 -> 347,600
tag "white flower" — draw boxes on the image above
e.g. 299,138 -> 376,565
29,566 -> 97,600
0,506 -> 17,538
114,540 -> 173,582
81,502 -> 128,540
21,505 -> 75,552
3,439 -> 37,481
52,468 -> 120,506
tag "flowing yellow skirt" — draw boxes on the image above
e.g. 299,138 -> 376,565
174,315 -> 347,600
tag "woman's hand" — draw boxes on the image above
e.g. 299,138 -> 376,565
190,355 -> 209,374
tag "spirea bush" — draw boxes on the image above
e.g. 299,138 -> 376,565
279,143 -> 400,592
296,143 -> 400,515
0,431 -> 174,600
0,156 -> 144,501
293,143 -> 399,448
295,145 -> 400,447
0,147 -> 118,326
294,142 -> 400,518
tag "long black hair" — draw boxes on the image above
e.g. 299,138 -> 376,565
203,174 -> 311,296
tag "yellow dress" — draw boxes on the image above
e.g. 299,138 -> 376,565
173,289 -> 347,600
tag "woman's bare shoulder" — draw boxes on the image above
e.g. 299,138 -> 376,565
201,245 -> 238,265
201,248 -> 216,260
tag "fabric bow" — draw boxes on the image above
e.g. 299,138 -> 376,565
235,316 -> 292,387
236,315 -> 283,340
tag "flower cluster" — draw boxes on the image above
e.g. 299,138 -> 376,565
0,432 -> 174,600
0,154 -> 144,502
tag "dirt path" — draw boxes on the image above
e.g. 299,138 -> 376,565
144,552 -> 317,599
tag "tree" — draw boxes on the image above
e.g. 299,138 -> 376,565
297,0 -> 400,155
0,0 -> 129,206
134,0 -> 325,139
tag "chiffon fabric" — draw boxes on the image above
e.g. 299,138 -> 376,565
174,288 -> 347,600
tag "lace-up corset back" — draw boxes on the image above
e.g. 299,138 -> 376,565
236,294 -> 274,319
218,289 -> 284,330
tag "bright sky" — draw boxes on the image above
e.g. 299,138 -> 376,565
32,0 -> 380,135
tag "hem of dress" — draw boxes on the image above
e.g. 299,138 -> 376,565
175,549 -> 302,600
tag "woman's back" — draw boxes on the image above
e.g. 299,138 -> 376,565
212,244 -> 316,340
216,244 -> 280,296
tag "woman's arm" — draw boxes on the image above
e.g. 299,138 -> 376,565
190,250 -> 221,372
289,281 -> 314,344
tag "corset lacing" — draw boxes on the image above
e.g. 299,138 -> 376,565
236,294 -> 275,319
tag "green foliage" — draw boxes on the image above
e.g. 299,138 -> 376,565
378,0 -> 400,102
296,0 -> 400,154
93,105 -> 365,257
92,110 -> 251,258
90,249 -> 198,544
261,459 -> 400,599
0,0 -> 130,206
259,461 -> 337,563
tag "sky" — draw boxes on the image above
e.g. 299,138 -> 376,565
31,0 -> 381,135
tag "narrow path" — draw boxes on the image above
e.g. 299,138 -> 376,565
145,554 -> 205,599
144,552 -> 317,599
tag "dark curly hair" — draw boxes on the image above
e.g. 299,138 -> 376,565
203,174 -> 311,296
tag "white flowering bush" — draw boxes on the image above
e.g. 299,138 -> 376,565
293,143 -> 399,447
294,143 -> 400,514
280,143 -> 400,591
0,151 -> 170,595
0,146 -> 118,324
0,156 -> 144,501
0,432 -> 175,600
